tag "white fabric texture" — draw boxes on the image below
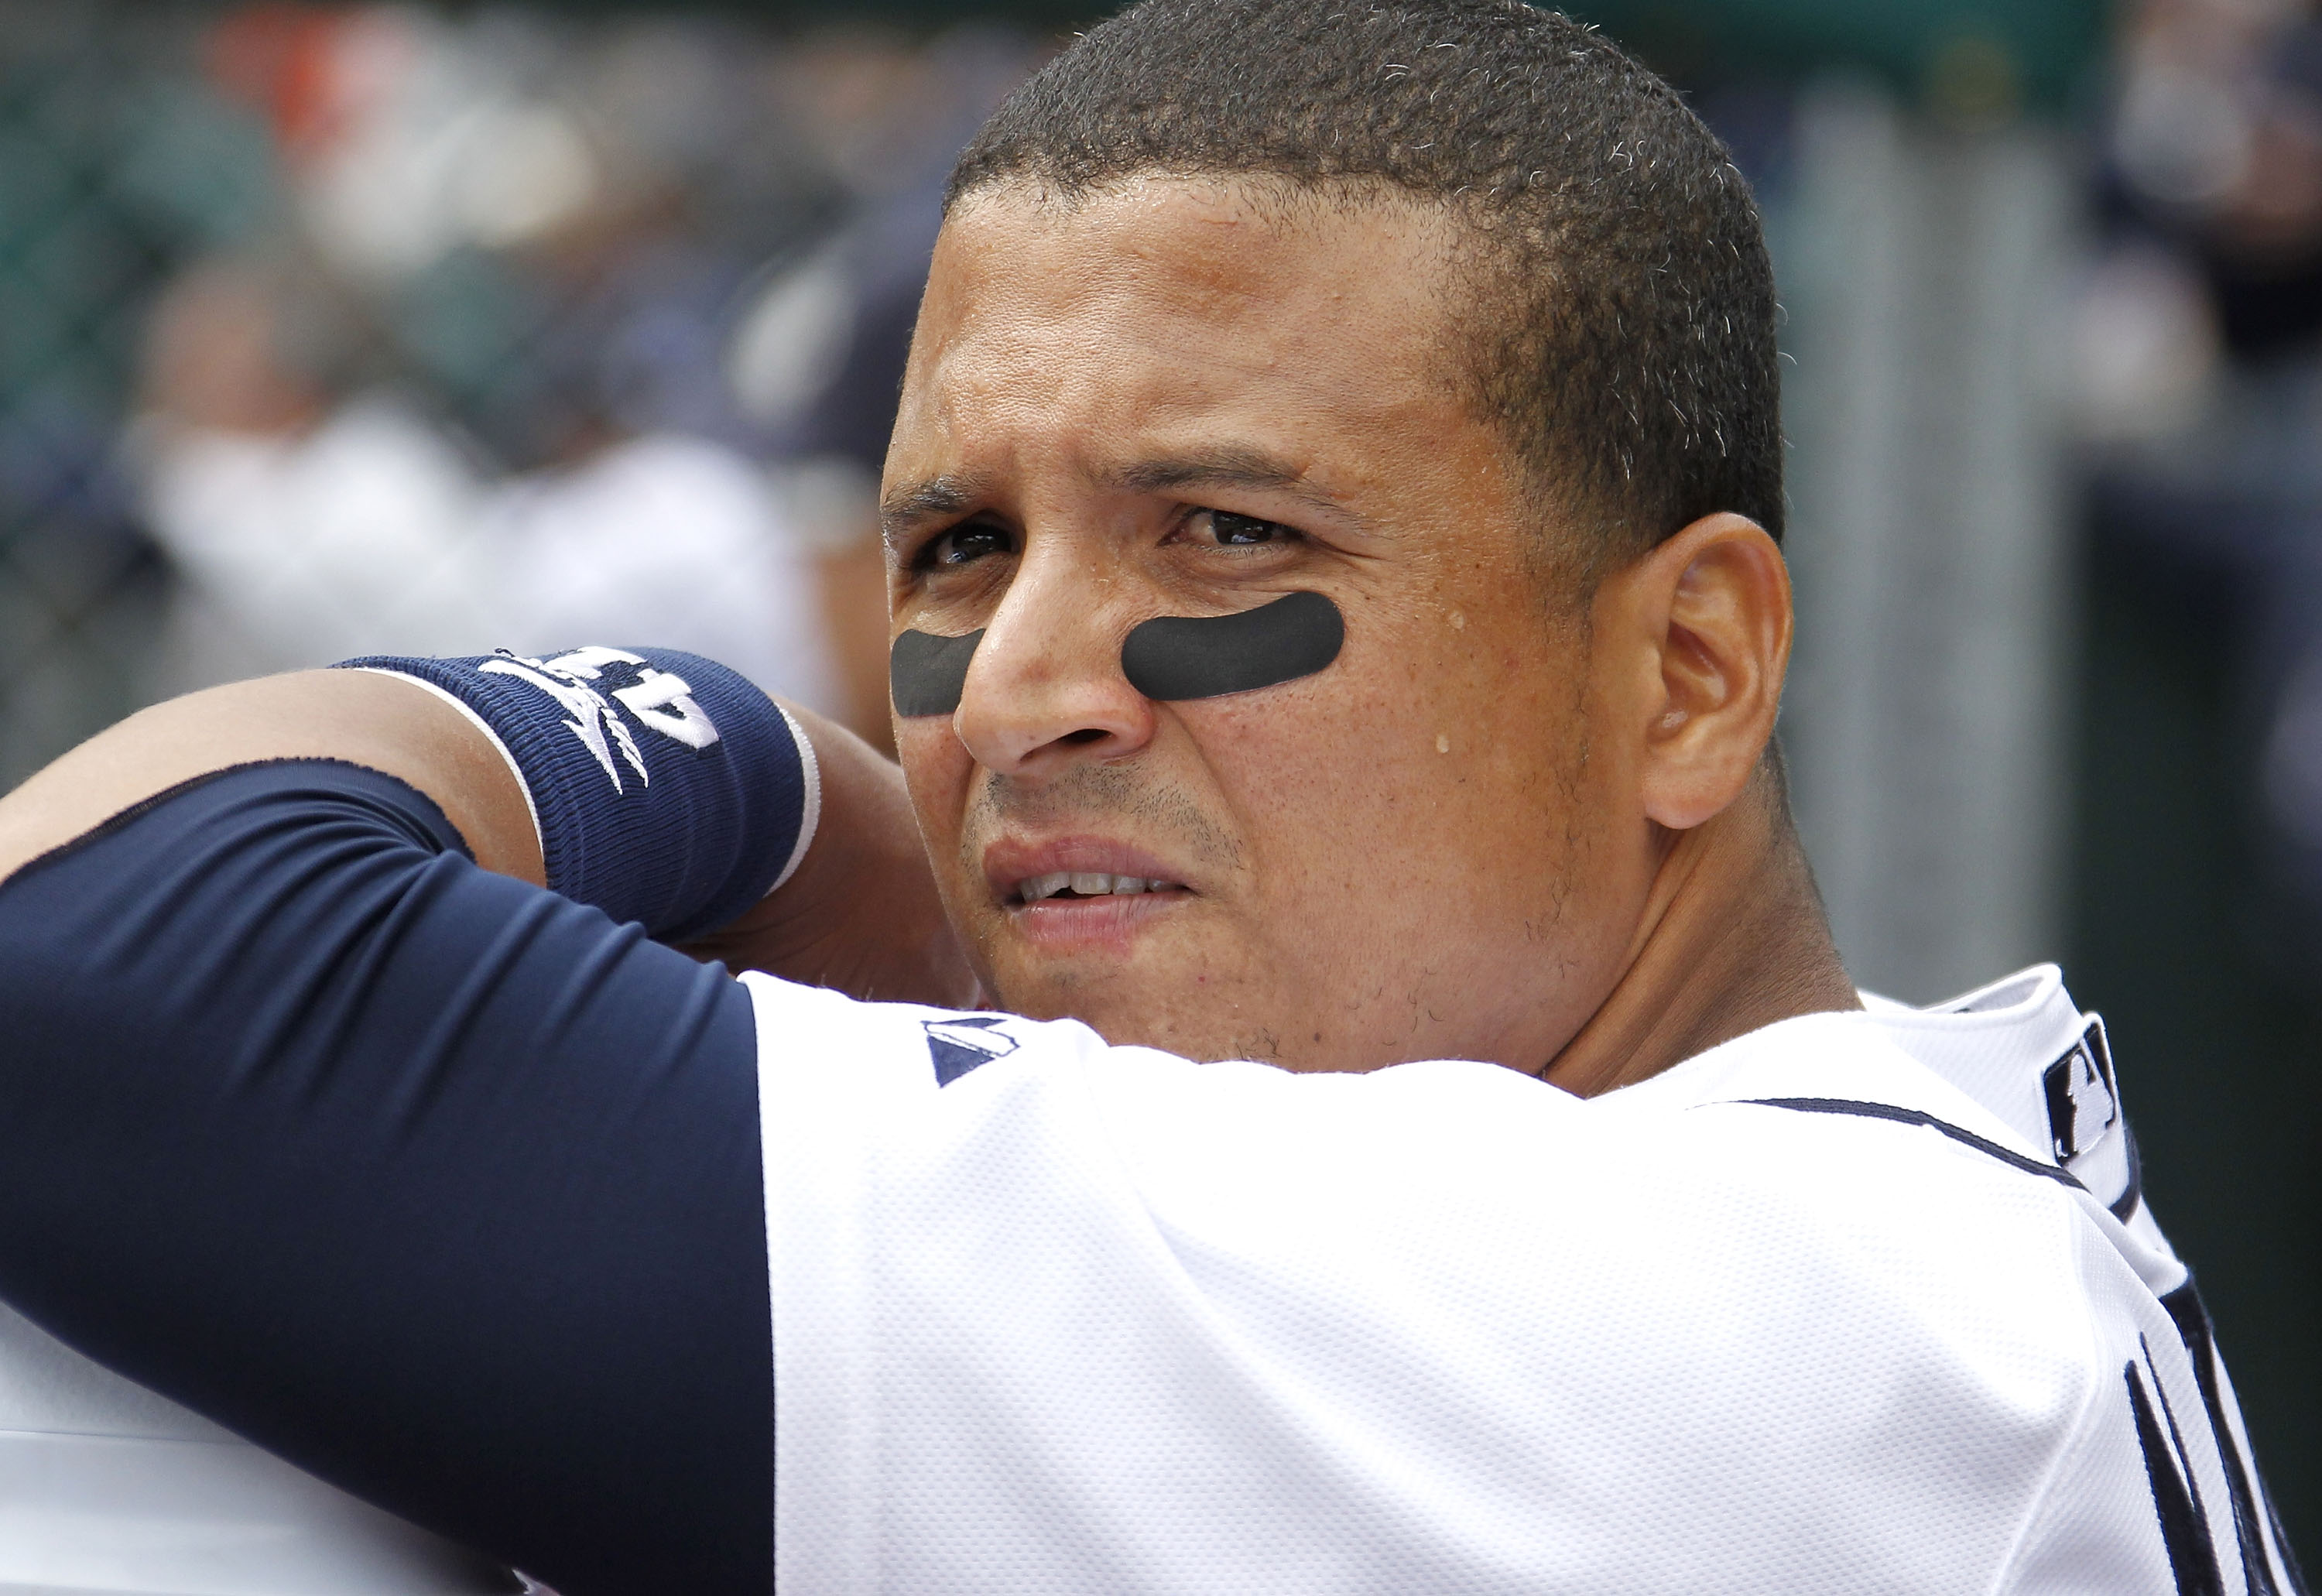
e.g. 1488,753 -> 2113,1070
748,966 -> 2296,1595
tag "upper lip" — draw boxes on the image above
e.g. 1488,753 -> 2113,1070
981,836 -> 1194,903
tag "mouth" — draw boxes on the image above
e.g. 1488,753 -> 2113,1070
981,838 -> 1198,950
1011,870 -> 1190,906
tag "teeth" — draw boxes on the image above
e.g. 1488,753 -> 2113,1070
1019,872 -> 1177,902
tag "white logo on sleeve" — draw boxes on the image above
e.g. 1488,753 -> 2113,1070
478,646 -> 721,793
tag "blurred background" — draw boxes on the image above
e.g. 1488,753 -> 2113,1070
0,0 -> 2310,1552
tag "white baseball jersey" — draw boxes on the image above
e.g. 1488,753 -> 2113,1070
751,963 -> 2301,1595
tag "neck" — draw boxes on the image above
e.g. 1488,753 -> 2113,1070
1542,772 -> 1859,1097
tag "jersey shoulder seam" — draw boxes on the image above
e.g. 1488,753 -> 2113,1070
1728,1097 -> 2084,1191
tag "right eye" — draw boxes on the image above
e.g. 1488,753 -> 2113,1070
916,521 -> 1015,570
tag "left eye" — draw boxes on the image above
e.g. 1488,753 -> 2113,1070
1191,510 -> 1292,546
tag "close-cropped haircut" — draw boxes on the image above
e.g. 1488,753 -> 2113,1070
947,0 -> 1783,569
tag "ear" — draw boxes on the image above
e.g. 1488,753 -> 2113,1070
1600,512 -> 1792,831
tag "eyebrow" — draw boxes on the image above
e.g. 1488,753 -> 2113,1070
879,447 -> 1360,552
880,474 -> 987,551
1104,449 -> 1350,522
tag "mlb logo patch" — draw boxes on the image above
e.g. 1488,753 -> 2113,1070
923,1015 -> 1019,1087
2042,1018 -> 2119,1165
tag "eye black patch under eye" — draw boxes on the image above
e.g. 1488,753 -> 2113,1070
886,591 -> 1344,718
889,627 -> 985,718
1121,591 -> 1343,701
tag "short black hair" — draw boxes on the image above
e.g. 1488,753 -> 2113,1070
947,0 -> 1783,567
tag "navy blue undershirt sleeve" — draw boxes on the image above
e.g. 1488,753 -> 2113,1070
0,760 -> 771,1595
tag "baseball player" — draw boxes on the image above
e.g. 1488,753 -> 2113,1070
0,2 -> 2302,1593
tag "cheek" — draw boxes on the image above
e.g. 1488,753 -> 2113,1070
894,720 -> 973,859
1174,650 -> 1485,847
1176,615 -> 1587,897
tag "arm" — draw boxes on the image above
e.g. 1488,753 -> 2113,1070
0,667 -> 969,1005
0,668 -> 544,886
0,650 -> 957,1595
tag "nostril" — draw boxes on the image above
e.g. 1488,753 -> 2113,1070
1061,728 -> 1108,745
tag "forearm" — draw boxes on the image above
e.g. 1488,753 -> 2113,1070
0,662 -> 968,1004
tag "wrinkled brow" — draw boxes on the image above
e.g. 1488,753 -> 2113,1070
1108,449 -> 1355,524
1108,448 -> 1304,495
880,448 -> 1355,551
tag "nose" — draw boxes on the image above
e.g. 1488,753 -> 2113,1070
950,550 -> 1156,779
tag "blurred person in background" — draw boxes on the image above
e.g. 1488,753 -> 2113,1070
130,5 -> 1039,751
2079,0 -> 2322,964
730,22 -> 1044,741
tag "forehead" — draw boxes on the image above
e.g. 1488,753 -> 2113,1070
892,177 -> 1474,489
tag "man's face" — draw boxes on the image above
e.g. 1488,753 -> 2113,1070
885,177 -> 1658,1072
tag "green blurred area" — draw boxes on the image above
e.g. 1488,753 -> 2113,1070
551,0 -> 2111,109
1564,0 -> 2106,107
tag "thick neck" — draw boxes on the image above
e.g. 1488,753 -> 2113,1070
1542,772 -> 1859,1097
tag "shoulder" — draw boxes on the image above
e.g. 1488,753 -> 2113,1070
750,984 -> 2145,1589
742,971 -> 2125,1310
1609,1009 -> 2140,1333
748,971 -> 2125,1409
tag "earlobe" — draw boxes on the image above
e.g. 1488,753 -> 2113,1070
1628,512 -> 1791,831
